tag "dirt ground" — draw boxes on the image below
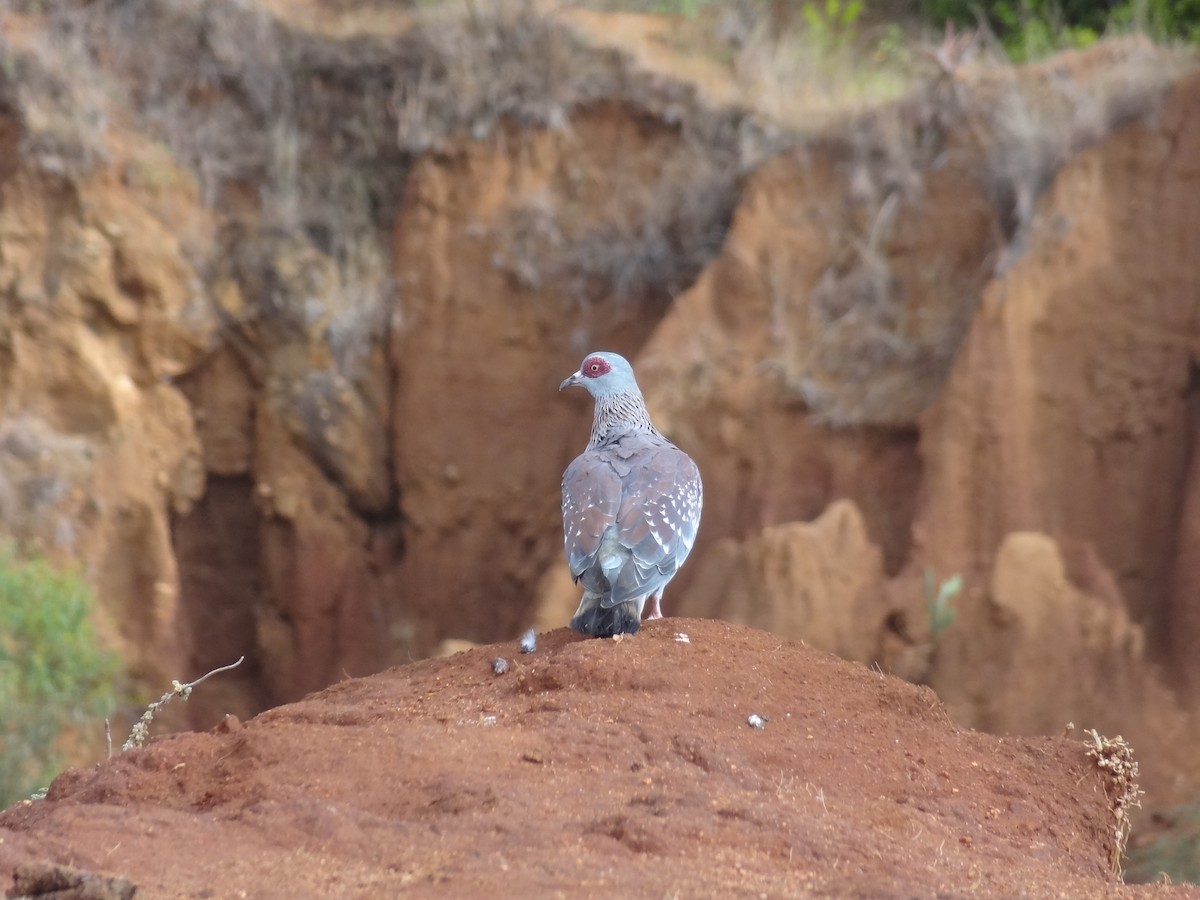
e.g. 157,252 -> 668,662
2,619 -> 1196,899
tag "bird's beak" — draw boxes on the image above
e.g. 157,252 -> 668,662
559,370 -> 582,391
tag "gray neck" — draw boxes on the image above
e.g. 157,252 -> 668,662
588,390 -> 658,449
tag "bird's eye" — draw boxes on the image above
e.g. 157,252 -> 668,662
589,363 -> 600,373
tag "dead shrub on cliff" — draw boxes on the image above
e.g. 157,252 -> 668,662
483,131 -> 742,308
0,10 -> 112,175
392,1 -> 764,307
90,0 -> 405,237
567,134 -> 741,305
962,36 -> 1190,261
55,0 -> 407,382
733,0 -> 918,126
765,35 -> 1191,427
393,0 -> 619,154
209,224 -> 392,386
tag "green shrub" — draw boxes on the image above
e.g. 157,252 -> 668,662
802,0 -> 865,49
0,543 -> 118,807
918,0 -> 1200,60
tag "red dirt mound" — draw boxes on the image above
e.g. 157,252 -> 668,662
0,619 -> 1193,898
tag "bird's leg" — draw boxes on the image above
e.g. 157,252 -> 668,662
644,590 -> 664,620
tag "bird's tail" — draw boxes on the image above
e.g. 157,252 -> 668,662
570,594 -> 641,638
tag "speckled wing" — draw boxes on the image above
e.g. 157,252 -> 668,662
561,453 -> 622,594
604,441 -> 702,608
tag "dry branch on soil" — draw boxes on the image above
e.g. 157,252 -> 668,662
122,656 -> 245,752
1084,728 -> 1144,875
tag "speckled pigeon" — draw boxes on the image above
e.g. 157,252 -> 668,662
559,351 -> 703,637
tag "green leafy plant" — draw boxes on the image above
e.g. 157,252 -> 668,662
801,0 -> 864,53
923,568 -> 961,643
919,0 -> 1200,61
0,543 -> 118,807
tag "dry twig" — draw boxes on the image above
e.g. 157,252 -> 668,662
122,657 -> 245,752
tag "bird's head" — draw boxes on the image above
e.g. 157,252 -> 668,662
559,351 -> 640,400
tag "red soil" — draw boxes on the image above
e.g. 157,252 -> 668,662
2,619 -> 1196,899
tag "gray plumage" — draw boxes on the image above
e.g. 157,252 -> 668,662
559,351 -> 703,637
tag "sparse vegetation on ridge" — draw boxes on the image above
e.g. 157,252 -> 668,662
920,0 -> 1200,60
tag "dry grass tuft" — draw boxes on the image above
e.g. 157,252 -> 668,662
568,134 -> 741,304
394,0 -> 606,153
1084,728 -> 1144,876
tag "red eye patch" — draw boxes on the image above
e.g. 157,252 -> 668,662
582,356 -> 611,378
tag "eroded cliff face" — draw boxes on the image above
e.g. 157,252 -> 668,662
2,1 -> 1199,802
0,124 -> 213,690
628,53 -> 1200,797
914,75 -> 1200,723
533,41 -> 1200,803
388,107 -> 732,650
0,0 -> 760,718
